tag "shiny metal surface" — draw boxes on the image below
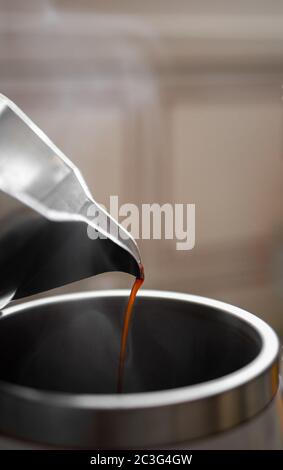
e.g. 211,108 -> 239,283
0,393 -> 282,450
0,290 -> 280,448
188,393 -> 283,450
0,94 -> 142,308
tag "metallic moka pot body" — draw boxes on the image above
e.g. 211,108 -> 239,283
0,94 -> 142,310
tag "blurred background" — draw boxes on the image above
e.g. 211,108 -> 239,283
1,0 -> 283,339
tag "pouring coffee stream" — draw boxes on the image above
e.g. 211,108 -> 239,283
117,266 -> 144,393
0,94 -> 144,392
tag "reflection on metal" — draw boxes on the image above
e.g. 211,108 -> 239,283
0,95 -> 142,308
0,290 -> 280,448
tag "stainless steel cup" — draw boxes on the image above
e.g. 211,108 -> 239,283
0,290 -> 282,449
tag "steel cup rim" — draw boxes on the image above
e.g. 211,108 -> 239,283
0,289 -> 279,409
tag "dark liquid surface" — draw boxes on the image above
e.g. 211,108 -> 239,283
118,265 -> 144,393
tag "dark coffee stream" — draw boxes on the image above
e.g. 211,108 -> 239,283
117,265 -> 144,393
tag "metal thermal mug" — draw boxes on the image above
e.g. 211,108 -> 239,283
0,291 -> 282,449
